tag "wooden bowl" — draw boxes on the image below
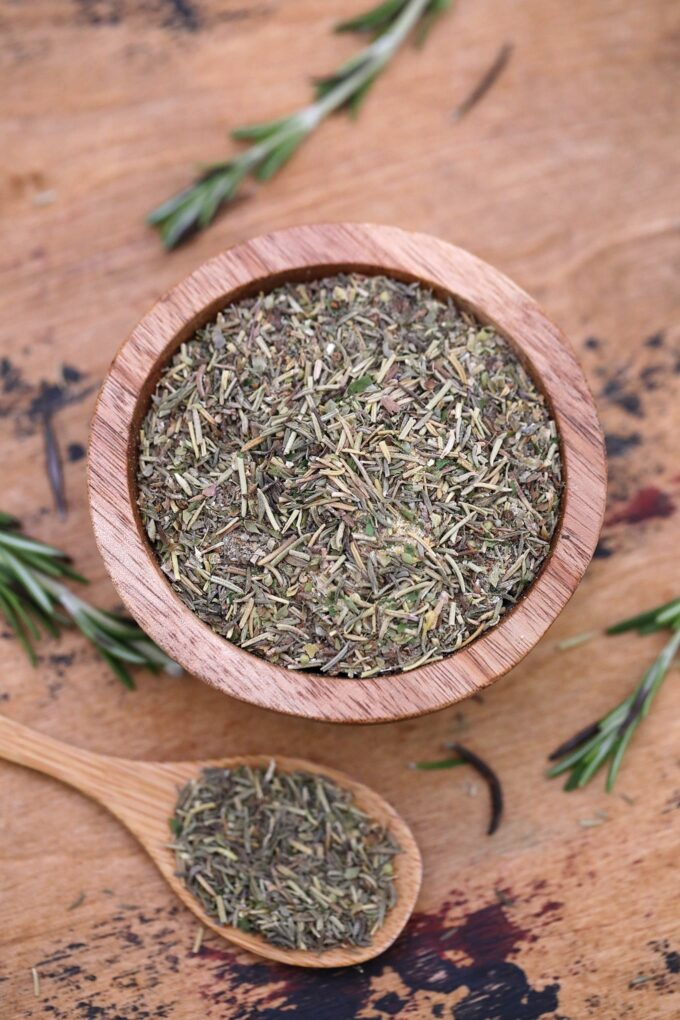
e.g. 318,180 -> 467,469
89,223 -> 606,723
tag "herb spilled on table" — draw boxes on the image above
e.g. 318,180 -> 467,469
413,741 -> 504,835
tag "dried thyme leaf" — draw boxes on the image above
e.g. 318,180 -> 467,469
137,274 -> 562,677
171,764 -> 400,951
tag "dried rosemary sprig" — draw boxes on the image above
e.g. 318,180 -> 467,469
171,763 -> 400,951
548,596 -> 680,791
0,512 -> 180,688
412,742 -> 503,834
148,0 -> 451,248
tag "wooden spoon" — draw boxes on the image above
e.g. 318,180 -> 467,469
0,715 -> 422,968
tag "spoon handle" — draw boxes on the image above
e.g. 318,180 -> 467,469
0,714 -> 116,799
0,714 -> 190,834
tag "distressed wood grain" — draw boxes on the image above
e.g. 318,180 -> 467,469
1,0 -> 679,1017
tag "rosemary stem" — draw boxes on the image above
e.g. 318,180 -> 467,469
314,0 -> 431,118
548,613 -> 680,791
38,572 -> 81,611
247,0 -> 431,161
148,0 -> 445,246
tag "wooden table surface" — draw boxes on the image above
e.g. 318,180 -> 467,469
1,1 -> 679,1018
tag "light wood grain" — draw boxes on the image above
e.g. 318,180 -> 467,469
1,0 -> 679,1016
88,223 -> 606,723
0,714 -> 421,968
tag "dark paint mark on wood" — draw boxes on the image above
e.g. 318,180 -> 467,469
74,1 -> 122,26
200,898 -> 559,1019
49,653 -> 75,668
640,365 -> 662,391
665,950 -> 680,974
373,990 -> 406,1014
0,356 -> 30,419
604,432 -> 641,458
602,379 -> 643,417
644,332 -> 664,348
0,356 -> 26,395
62,364 -> 84,383
162,0 -> 200,31
74,0 -> 201,31
650,938 -> 680,976
451,965 -> 559,1019
583,337 -> 600,350
1,361 -> 96,514
48,653 -> 76,684
21,893 -> 563,1019
593,540 -> 614,559
443,902 -> 528,962
48,679 -> 64,699
606,487 -> 675,526
68,442 -> 87,462
533,900 -> 563,918
29,379 -> 96,421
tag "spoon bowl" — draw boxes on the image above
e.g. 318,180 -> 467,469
0,715 -> 422,968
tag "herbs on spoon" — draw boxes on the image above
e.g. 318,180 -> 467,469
548,596 -> 680,791
148,0 -> 451,248
171,763 -> 400,951
0,512 -> 180,688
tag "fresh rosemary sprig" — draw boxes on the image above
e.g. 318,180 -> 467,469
148,0 -> 451,248
0,512 -> 180,689
548,597 -> 680,791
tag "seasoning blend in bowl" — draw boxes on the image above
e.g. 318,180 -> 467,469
90,224 -> 606,720
137,274 -> 562,679
172,763 -> 400,952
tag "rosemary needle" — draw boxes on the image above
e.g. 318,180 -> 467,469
451,42 -> 513,122
148,0 -> 451,248
0,512 -> 180,688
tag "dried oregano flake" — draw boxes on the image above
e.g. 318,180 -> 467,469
137,274 -> 562,677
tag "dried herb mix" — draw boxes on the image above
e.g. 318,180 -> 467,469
138,273 -> 562,676
171,764 -> 400,951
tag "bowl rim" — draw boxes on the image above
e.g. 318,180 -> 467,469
88,222 -> 606,723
